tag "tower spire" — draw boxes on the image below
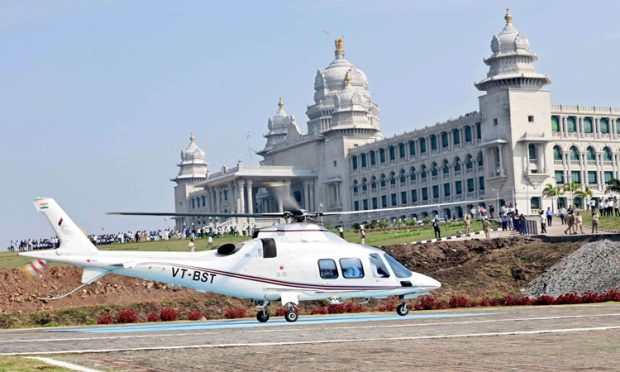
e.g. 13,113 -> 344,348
277,97 -> 284,112
504,8 -> 512,25
334,38 -> 345,59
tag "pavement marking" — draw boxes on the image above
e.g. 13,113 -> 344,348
26,356 -> 101,372
2,312 -> 620,344
5,325 -> 620,356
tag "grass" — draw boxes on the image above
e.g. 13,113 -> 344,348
580,212 -> 620,232
0,221 -> 492,270
0,356 -> 69,371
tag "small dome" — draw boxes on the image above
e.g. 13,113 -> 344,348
181,133 -> 206,162
490,9 -> 531,56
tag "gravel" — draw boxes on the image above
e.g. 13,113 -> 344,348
521,239 -> 620,297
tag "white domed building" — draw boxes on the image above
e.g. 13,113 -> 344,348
173,10 -> 620,228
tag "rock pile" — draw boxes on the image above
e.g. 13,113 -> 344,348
521,239 -> 620,297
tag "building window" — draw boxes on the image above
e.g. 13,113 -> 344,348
340,258 -> 365,279
430,135 -> 438,151
493,118 -> 498,126
600,118 -> 610,134
551,116 -> 560,132
441,132 -> 449,147
391,193 -> 397,206
422,187 -> 428,201
381,195 -> 387,208
411,189 -> 418,202
432,185 -> 439,199
379,148 -> 386,163
453,129 -> 461,145
443,183 -> 451,196
586,146 -> 596,161
603,147 -> 613,161
571,171 -> 581,184
318,259 -> 338,279
531,197 -> 541,210
420,138 -> 427,153
528,115 -> 534,123
555,171 -> 565,184
479,176 -> 485,190
370,151 -> 376,166
584,117 -> 593,133
455,181 -> 462,195
553,145 -> 562,160
409,141 -> 416,156
361,154 -> 367,168
567,117 -> 577,132
363,199 -> 369,210
569,146 -> 579,161
389,146 -> 396,161
588,171 -> 597,185
528,144 -> 537,160
354,201 -> 360,211
410,167 -> 417,181
333,160 -> 337,167
399,143 -> 406,159
467,178 -> 475,192
401,191 -> 407,204
372,197 -> 378,209
465,126 -> 473,142
617,119 -> 620,134
476,122 -> 481,139
605,171 -> 614,184
351,156 -> 358,170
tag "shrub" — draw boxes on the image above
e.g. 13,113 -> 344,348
533,295 -> 556,306
502,296 -> 532,306
224,307 -> 247,319
327,304 -> 346,314
187,310 -> 203,321
160,307 -> 178,321
343,302 -> 365,313
448,296 -> 470,308
601,290 -> 620,302
414,296 -> 444,310
117,309 -> 139,323
377,302 -> 397,312
97,315 -> 113,325
478,298 -> 490,307
309,306 -> 327,315
555,293 -> 582,305
147,312 -> 159,322
275,307 -> 287,317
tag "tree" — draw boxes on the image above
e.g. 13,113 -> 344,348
542,184 -> 563,211
574,186 -> 593,209
562,182 -> 581,208
606,178 -> 620,194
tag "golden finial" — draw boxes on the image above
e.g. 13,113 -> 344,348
335,38 -> 345,58
504,9 -> 512,25
189,132 -> 195,143
344,71 -> 352,86
277,97 -> 284,111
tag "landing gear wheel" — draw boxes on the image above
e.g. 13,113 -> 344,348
396,302 -> 409,316
256,310 -> 270,323
284,303 -> 298,322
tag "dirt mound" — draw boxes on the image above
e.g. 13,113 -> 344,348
521,239 -> 620,297
1,237 -> 586,316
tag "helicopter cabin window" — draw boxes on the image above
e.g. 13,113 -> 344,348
318,259 -> 338,279
261,238 -> 277,258
340,258 -> 365,279
369,253 -> 390,278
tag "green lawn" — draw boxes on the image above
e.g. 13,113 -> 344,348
0,356 -> 69,371
0,220 -> 492,270
579,212 -> 620,232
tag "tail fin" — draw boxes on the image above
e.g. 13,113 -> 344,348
34,197 -> 98,254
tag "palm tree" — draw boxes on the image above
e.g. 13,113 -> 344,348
563,182 -> 581,208
606,178 -> 620,194
542,184 -> 563,211
574,186 -> 593,210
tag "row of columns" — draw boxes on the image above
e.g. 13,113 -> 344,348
554,115 -> 619,139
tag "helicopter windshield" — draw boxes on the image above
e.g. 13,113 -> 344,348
383,253 -> 412,278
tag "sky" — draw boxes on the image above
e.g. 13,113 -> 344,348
1,0 -> 619,245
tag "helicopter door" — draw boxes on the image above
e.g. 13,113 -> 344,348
261,238 -> 277,258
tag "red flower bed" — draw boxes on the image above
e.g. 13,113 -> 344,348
377,302 -> 397,312
309,306 -> 327,315
224,307 -> 247,319
414,296 -> 446,310
533,295 -> 556,306
187,310 -> 203,321
96,315 -> 113,325
448,296 -> 470,308
160,307 -> 178,321
555,293 -> 582,305
601,290 -> 620,302
147,312 -> 159,322
503,295 -> 532,306
117,309 -> 139,323
275,307 -> 287,316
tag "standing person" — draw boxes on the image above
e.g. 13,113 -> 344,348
432,217 -> 441,239
338,225 -> 345,239
545,207 -> 553,226
489,204 -> 495,219
574,211 -> 584,234
564,213 -> 574,235
207,235 -> 213,248
359,226 -> 366,245
540,211 -> 547,234
559,207 -> 566,225
464,213 -> 472,236
500,213 -> 508,231
188,237 -> 196,252
592,210 -> 600,233
482,217 -> 491,239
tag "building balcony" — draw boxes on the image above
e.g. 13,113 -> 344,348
554,160 -> 563,165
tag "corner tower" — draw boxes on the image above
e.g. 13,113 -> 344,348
477,9 -> 553,213
172,133 -> 208,220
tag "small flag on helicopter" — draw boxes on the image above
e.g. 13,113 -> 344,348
21,259 -> 47,278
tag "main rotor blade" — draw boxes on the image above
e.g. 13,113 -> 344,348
107,211 -> 285,218
319,198 -> 493,216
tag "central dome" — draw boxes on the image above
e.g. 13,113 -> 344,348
314,38 -> 369,94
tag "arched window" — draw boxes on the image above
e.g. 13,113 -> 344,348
389,171 -> 396,186
352,180 -> 359,194
477,152 -> 484,166
399,169 -> 407,184
431,162 -> 438,176
454,157 -> 462,172
361,178 -> 368,192
569,146 -> 579,161
553,145 -> 563,160
370,176 -> 377,192
465,154 -> 473,170
420,165 -> 427,179
603,147 -> 613,161
380,173 -> 387,187
398,143 -> 406,159
443,160 -> 450,175
586,146 -> 596,161
360,153 -> 367,168
410,166 -> 417,181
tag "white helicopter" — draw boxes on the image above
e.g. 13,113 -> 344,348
20,197 -> 443,323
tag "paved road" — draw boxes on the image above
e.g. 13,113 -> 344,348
2,304 -> 620,370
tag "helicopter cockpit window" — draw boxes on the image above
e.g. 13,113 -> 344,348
369,253 -> 390,278
339,258 -> 365,279
318,259 -> 338,279
383,253 -> 412,278
261,238 -> 277,258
